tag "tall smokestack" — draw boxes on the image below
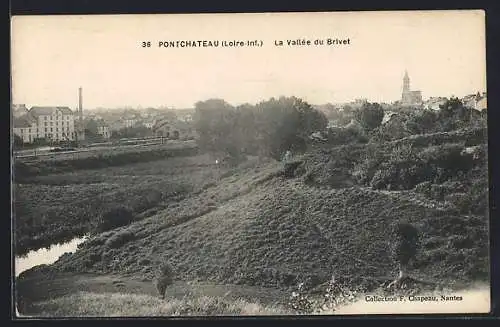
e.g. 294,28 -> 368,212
78,87 -> 83,122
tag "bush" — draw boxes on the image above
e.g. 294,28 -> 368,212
443,193 -> 472,214
418,143 -> 474,181
368,144 -> 435,190
326,126 -> 368,145
370,163 -> 398,190
104,229 -> 136,249
414,181 -> 432,196
95,206 -> 135,233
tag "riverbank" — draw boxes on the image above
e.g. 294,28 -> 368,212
15,236 -> 88,277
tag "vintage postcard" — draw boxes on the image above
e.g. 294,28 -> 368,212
11,10 -> 490,317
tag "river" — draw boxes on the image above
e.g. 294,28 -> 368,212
14,236 -> 88,277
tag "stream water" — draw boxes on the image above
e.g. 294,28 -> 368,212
14,236 -> 88,277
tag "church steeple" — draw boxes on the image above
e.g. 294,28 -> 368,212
403,70 -> 410,93
401,70 -> 422,106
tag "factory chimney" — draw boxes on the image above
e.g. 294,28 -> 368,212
78,87 -> 83,121
76,87 -> 85,143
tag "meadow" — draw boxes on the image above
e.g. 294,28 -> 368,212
13,150 -> 240,256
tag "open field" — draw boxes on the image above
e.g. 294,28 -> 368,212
14,152 -> 254,256
14,140 -> 197,170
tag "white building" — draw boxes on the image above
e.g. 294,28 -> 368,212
424,97 -> 448,111
124,119 -> 137,128
463,93 -> 487,112
13,106 -> 76,143
96,121 -> 111,139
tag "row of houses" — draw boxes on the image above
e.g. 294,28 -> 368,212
12,104 -> 197,144
12,106 -> 80,143
423,92 -> 487,111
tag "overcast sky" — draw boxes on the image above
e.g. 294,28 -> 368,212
11,10 -> 486,110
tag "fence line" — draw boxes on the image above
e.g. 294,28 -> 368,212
14,138 -> 196,160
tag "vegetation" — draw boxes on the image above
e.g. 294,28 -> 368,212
14,142 -> 198,180
13,153 -> 236,256
353,102 -> 384,131
15,96 -> 489,317
26,292 -> 291,317
49,160 -> 488,293
110,125 -> 154,140
94,206 -> 136,233
193,96 -> 328,161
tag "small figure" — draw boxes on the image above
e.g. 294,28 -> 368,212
153,261 -> 175,299
387,222 -> 420,289
283,150 -> 292,163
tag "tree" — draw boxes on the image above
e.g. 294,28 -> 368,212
253,96 -> 318,159
354,102 -> 384,131
193,99 -> 241,159
437,97 -> 471,131
405,109 -> 438,135
192,96 -> 327,161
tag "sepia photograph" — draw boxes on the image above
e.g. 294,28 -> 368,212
11,10 -> 490,317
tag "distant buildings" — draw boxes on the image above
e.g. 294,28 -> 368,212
423,97 -> 448,111
143,120 -> 155,129
401,70 -> 423,107
124,119 -> 138,128
462,92 -> 487,112
96,120 -> 111,139
152,119 -> 197,140
12,104 -> 29,118
12,106 -> 76,143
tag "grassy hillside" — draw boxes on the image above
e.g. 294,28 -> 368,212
16,127 -> 489,316
46,144 -> 489,295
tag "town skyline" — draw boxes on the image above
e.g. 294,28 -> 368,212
11,11 -> 486,109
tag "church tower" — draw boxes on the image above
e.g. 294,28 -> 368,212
403,70 -> 410,94
401,70 -> 422,107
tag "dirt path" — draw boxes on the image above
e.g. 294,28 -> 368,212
15,271 -> 290,315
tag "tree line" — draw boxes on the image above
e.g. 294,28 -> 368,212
193,96 -> 328,161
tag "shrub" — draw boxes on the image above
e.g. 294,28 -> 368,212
326,126 -> 368,145
95,206 -> 135,233
414,181 -> 432,196
288,276 -> 359,314
443,193 -> 472,214
368,144 -> 434,190
351,144 -> 388,186
418,143 -> 474,178
370,163 -> 398,190
104,229 -> 136,249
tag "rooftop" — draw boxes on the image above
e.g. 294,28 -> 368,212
13,114 -> 36,128
29,106 -> 74,116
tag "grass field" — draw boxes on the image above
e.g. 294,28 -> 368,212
25,292 -> 289,317
14,152 -> 259,256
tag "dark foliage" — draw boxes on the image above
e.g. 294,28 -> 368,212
94,206 -> 135,233
193,96 -> 328,161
